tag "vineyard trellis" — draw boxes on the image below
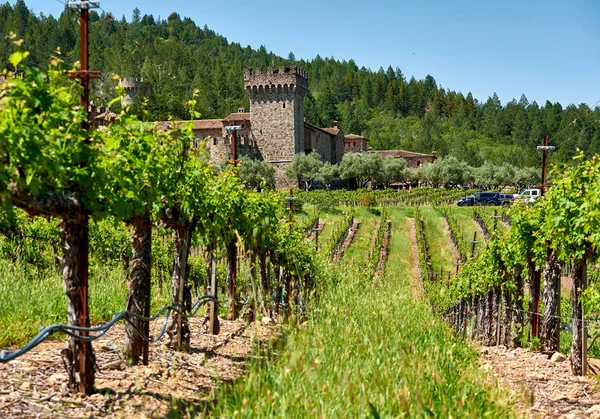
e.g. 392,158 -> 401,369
422,153 -> 600,376
0,53 -> 323,394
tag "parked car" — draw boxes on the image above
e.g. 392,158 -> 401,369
514,188 -> 541,204
457,192 -> 502,206
499,194 -> 515,206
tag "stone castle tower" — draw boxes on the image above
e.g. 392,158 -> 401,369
119,78 -> 143,106
244,66 -> 308,185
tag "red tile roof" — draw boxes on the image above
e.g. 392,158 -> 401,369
321,127 -> 340,135
155,119 -> 222,130
371,150 -> 436,159
193,119 -> 223,130
223,112 -> 250,122
345,134 -> 368,141
304,122 -> 335,137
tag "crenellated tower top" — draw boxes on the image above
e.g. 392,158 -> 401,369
244,66 -> 308,95
118,78 -> 143,106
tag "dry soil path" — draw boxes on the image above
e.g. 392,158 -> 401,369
478,345 -> 600,418
0,317 -> 281,418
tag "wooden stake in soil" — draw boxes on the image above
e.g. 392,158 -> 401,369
209,239 -> 220,335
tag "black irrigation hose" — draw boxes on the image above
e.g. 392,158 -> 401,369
0,294 -> 218,363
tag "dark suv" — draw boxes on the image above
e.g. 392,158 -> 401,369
457,192 -> 501,206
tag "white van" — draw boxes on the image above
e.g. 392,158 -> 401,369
515,189 -> 541,203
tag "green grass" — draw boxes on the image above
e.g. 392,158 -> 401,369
315,209 -> 348,255
0,259 -> 171,347
342,207 -> 380,268
420,206 -> 456,274
452,207 -> 480,258
210,207 -> 514,417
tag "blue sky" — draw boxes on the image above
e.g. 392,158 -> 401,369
17,0 -> 600,107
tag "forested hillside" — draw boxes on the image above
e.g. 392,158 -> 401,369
1,0 -> 598,167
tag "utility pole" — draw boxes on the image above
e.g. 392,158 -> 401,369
67,0 -> 100,394
313,225 -> 322,252
225,125 -> 241,321
537,136 -> 555,197
531,136 -> 555,339
286,188 -> 296,229
470,231 -> 479,259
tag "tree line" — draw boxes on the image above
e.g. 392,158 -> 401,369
279,153 -> 540,191
1,0 -> 599,169
0,49 -> 318,394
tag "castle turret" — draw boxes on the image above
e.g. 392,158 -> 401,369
244,66 -> 308,187
119,78 -> 143,106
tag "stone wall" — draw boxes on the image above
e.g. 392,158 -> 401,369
244,66 -> 308,187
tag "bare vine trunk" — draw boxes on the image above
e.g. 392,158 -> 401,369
570,258 -> 585,375
259,252 -> 270,316
167,225 -> 191,350
124,214 -> 152,365
542,247 -> 561,352
470,296 -> 477,340
490,288 -> 499,346
477,296 -> 486,340
511,268 -> 525,347
501,287 -> 512,346
526,256 -> 537,340
59,215 -> 95,394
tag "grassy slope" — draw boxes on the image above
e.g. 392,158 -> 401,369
0,259 -> 171,347
212,207 -> 513,417
342,206 -> 380,267
420,206 -> 456,274
452,207 -> 479,258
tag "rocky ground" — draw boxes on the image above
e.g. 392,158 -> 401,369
478,345 -> 600,418
0,317 -> 281,418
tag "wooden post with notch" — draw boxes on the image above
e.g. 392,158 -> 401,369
67,0 -> 100,394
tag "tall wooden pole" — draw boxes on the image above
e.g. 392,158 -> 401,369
209,239 -> 219,334
230,129 -> 238,320
67,0 -> 100,394
541,136 -> 549,196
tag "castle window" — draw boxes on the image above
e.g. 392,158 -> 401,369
283,102 -> 286,109
213,138 -> 218,146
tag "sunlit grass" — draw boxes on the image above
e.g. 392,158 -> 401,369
211,207 -> 514,417
0,259 -> 171,347
420,206 -> 456,274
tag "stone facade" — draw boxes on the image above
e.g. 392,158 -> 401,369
244,66 -> 308,166
119,78 -> 142,106
344,133 -> 368,153
304,122 -> 344,164
370,149 -> 437,169
155,66 -> 345,188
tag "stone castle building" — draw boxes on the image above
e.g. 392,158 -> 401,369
140,69 -> 435,187
158,66 -> 347,188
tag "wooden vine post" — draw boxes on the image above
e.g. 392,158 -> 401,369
225,125 -> 241,320
582,254 -> 588,375
209,237 -> 219,334
66,0 -> 100,393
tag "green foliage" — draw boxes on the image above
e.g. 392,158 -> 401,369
339,152 -> 382,189
1,2 -> 598,169
374,157 -> 406,188
293,187 -> 478,208
237,157 -> 275,190
285,152 -> 323,191
212,209 -> 514,417
0,46 -> 96,205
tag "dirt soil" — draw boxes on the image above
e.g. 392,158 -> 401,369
407,218 -> 424,298
478,345 -> 600,418
333,219 -> 360,262
0,317 -> 281,418
441,217 -> 460,263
